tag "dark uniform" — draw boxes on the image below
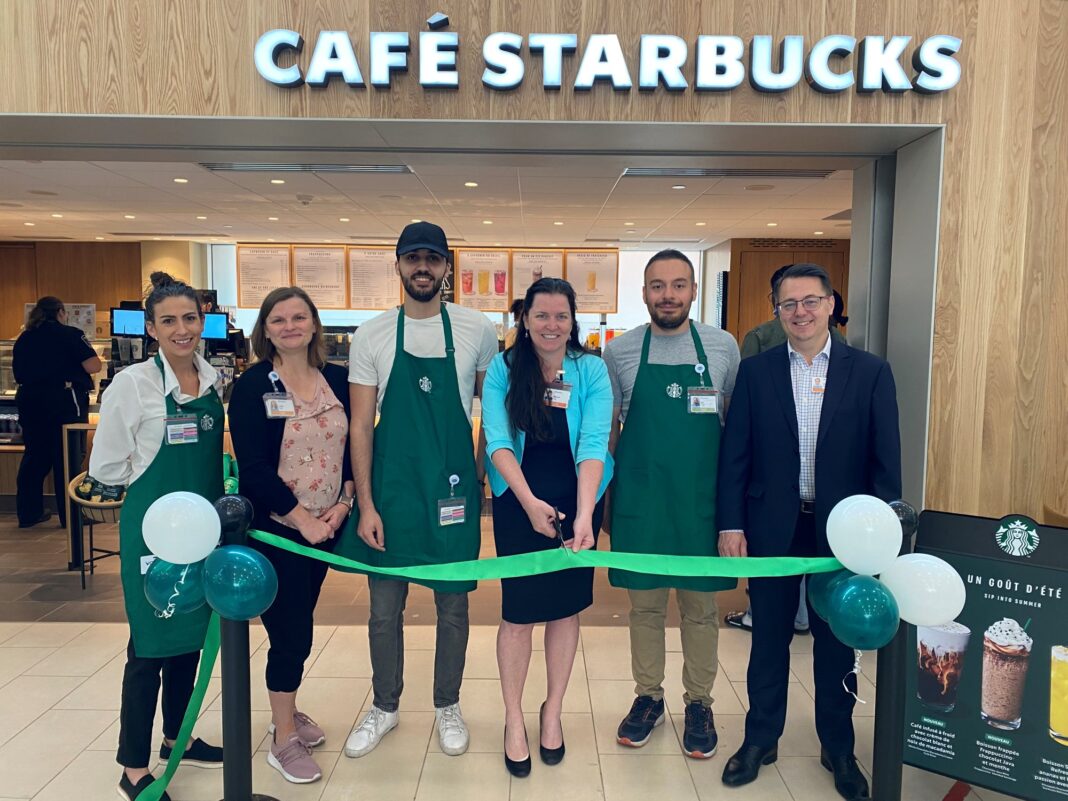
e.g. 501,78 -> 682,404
13,320 -> 96,527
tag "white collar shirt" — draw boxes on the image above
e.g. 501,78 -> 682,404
787,334 -> 832,501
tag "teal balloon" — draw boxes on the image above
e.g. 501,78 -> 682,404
827,575 -> 900,650
144,558 -> 206,615
807,569 -> 853,622
203,545 -> 278,621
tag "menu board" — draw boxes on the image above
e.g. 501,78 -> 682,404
23,303 -> 95,339
456,249 -> 510,312
903,511 -> 1068,801
293,247 -> 347,309
512,250 -> 564,299
566,249 -> 619,313
348,247 -> 399,310
237,246 -> 291,308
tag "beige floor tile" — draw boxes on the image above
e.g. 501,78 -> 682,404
165,750 -> 342,801
508,712 -> 603,801
715,628 -> 756,683
322,711 -> 433,801
600,753 -> 699,801
0,622 -> 30,645
458,629 -> 503,679
789,653 -> 877,713
414,752 -> 511,801
31,748 -> 120,801
589,680 -> 681,755
522,650 -> 591,713
3,622 -> 90,648
773,756 -> 847,800
727,683 -> 821,757
53,651 -> 126,710
0,708 -> 116,797
0,675 -> 86,748
854,714 -> 874,773
192,708 -> 275,753
24,622 -> 128,676
900,764 -> 961,798
308,626 -> 373,678
249,677 -> 370,753
0,646 -> 56,688
252,624 -> 334,654
682,714 -> 794,801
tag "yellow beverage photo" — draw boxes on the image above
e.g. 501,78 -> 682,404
1052,645 -> 1068,746
586,270 -> 597,292
478,270 -> 490,295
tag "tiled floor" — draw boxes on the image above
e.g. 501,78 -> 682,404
0,515 -> 1023,800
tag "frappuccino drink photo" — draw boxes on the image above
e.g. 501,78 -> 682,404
981,618 -> 1033,730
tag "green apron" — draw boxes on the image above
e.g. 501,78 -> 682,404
119,356 -> 223,657
609,324 -> 736,592
336,305 -> 481,593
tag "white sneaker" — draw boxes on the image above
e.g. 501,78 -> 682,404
435,703 -> 469,756
344,707 -> 399,758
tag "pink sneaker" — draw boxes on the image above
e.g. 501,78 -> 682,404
267,733 -> 322,784
268,711 -> 326,748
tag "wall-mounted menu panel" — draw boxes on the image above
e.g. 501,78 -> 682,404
292,246 -> 347,309
237,245 -> 292,308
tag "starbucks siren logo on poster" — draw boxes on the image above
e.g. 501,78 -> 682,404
995,518 -> 1039,557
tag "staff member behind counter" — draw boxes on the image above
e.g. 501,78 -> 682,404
13,296 -> 101,528
89,272 -> 223,801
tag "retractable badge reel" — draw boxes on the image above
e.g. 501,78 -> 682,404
438,474 -> 466,527
263,370 -> 296,418
687,363 -> 719,414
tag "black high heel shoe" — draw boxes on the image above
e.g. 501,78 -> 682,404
539,702 -> 565,766
504,724 -> 531,778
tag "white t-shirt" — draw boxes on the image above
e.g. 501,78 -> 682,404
348,303 -> 499,420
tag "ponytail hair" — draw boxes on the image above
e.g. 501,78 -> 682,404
25,296 -> 64,330
144,272 -> 202,322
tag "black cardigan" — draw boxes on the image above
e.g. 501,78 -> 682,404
228,360 -> 353,528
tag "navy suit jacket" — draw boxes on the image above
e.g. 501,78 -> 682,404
716,340 -> 902,557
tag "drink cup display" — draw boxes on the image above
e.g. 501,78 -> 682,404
478,270 -> 490,295
981,618 -> 1032,730
916,622 -> 970,713
586,270 -> 597,292
461,269 -> 473,294
1051,645 -> 1068,746
494,269 -> 507,295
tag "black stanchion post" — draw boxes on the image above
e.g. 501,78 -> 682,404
218,527 -> 278,801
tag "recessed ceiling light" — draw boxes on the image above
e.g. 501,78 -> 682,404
23,221 -> 35,226
339,217 -> 350,222
267,238 -> 276,242
411,218 -> 421,223
695,222 -> 706,226
745,184 -> 775,191
51,213 -> 63,218
268,216 -> 279,221
554,221 -> 564,226
124,214 -> 136,219
95,236 -> 104,240
624,222 -> 635,226
173,178 -> 188,184
325,239 -> 333,243
196,215 -> 207,220
626,230 -> 637,234
814,230 -> 824,235
482,220 -> 493,225
494,242 -> 502,246
550,243 -> 558,247
766,222 -> 778,227
270,179 -> 286,185
223,225 -> 233,229
671,184 -> 686,190
153,237 -> 162,241
464,181 -> 478,188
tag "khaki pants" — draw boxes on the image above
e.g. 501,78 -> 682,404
628,588 -> 720,706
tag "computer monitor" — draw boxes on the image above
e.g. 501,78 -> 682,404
110,307 -> 145,336
202,312 -> 228,340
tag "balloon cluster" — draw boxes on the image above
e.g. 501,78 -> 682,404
810,496 -> 965,651
142,492 -> 278,621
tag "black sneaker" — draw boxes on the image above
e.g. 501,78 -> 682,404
682,701 -> 718,759
617,695 -> 665,747
118,772 -> 171,801
158,737 -> 224,768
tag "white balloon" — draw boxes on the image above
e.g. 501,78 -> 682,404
142,492 -> 221,565
879,553 -> 966,626
826,494 -> 901,575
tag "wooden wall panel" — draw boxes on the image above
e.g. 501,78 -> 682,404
0,0 -> 1064,521
0,246 -> 38,339
34,243 -> 143,311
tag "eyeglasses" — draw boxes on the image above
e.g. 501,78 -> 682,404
777,295 -> 830,315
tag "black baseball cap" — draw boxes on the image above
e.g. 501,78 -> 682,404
396,221 -> 449,259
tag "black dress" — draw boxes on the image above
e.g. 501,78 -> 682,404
492,406 -> 605,624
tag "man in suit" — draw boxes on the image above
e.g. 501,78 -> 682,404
716,263 -> 901,800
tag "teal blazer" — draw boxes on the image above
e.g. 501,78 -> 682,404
482,348 -> 614,500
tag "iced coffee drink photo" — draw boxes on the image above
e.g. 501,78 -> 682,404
916,622 -> 970,713
981,618 -> 1033,730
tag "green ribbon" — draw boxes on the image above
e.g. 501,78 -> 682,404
140,613 -> 221,801
140,527 -> 841,799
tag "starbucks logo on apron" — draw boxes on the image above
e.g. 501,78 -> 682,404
419,376 -> 433,393
200,414 -> 214,431
666,382 -> 683,399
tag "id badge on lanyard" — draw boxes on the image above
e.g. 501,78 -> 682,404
263,370 -> 296,418
686,363 -> 719,414
810,375 -> 826,395
437,474 -> 467,527
544,370 -> 572,409
165,413 -> 199,445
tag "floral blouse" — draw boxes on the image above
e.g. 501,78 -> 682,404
270,373 -> 348,527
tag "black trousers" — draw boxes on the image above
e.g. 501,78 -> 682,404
252,519 -> 331,693
15,387 -> 85,527
745,512 -> 857,756
117,639 -> 200,768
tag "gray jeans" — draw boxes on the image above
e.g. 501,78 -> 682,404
367,575 -> 469,711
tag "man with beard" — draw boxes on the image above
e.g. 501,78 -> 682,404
602,250 -> 740,758
339,221 -> 499,759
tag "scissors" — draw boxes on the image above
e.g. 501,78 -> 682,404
551,505 -> 567,548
